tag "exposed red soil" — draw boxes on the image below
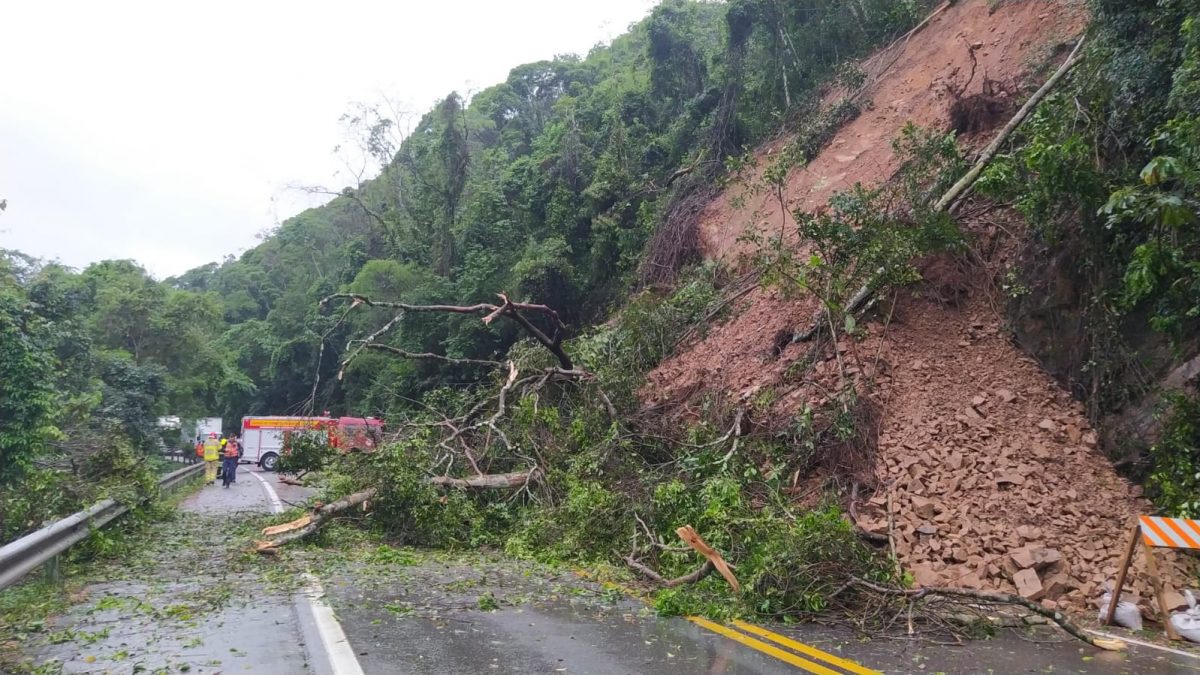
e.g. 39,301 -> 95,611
643,287 -> 819,410
697,0 -> 1087,263
644,0 -> 1197,615
651,0 -> 1087,413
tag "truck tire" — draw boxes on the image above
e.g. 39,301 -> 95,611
261,453 -> 280,472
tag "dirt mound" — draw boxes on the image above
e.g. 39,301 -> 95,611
697,0 -> 1087,263
643,287 -> 819,410
653,0 -> 1087,416
645,0 -> 1197,616
854,294 -> 1193,613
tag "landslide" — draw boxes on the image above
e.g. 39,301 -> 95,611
646,0 -> 1195,616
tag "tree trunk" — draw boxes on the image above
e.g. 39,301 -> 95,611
794,36 -> 1086,345
935,37 -> 1086,211
254,488 -> 378,552
428,471 -> 534,490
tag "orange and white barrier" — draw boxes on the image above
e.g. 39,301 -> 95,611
1106,515 -> 1198,641
1140,515 -> 1200,549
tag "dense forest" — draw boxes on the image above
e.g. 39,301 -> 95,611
1,0 -> 930,540
3,0 -> 1199,621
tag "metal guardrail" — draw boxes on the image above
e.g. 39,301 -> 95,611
0,462 -> 204,591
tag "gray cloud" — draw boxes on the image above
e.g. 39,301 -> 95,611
0,0 -> 657,278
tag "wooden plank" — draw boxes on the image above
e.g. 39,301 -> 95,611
1104,525 -> 1140,626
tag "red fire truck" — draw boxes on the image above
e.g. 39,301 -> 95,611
239,416 -> 384,471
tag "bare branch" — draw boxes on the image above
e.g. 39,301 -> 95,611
357,344 -> 502,368
320,292 -> 574,370
846,577 -> 1125,651
429,470 -> 536,490
626,557 -> 716,587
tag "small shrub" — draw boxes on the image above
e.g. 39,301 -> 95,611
1148,393 -> 1200,518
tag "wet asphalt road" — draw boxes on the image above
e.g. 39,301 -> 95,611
325,586 -> 1200,675
13,464 -> 1200,674
24,466 -> 318,674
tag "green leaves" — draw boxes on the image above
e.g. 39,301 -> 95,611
0,278 -> 57,491
1148,394 -> 1200,518
1141,155 -> 1183,186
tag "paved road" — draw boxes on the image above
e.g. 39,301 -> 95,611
24,466 -> 319,674
14,466 -> 1200,674
322,573 -> 1200,675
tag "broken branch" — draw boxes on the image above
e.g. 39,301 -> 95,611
625,557 -> 716,587
358,344 -> 503,368
321,292 -> 573,370
429,470 -> 535,490
676,525 -> 741,593
847,577 -> 1126,651
255,488 -> 378,552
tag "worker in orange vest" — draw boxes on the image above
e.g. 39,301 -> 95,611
221,436 -> 240,488
202,433 -> 221,485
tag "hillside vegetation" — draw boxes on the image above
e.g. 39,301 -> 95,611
3,0 -> 1198,626
2,0 -> 927,542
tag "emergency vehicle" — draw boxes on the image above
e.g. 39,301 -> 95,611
239,416 -> 384,471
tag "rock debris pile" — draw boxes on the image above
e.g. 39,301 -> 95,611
854,298 -> 1193,614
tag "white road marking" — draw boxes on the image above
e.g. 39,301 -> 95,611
1085,629 -> 1200,660
301,573 -> 365,675
251,470 -> 285,513
252,470 -> 365,675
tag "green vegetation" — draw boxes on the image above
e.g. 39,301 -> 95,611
1148,393 -> 1200,518
0,255 -> 216,542
752,123 -> 965,334
291,261 -> 895,620
973,0 -> 1200,509
3,0 -> 928,545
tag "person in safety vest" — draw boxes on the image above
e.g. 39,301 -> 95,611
202,433 -> 221,485
216,436 -> 228,481
221,436 -> 240,488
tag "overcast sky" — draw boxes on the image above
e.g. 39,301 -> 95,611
0,0 -> 659,279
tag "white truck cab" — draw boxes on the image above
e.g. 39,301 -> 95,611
239,416 -> 327,471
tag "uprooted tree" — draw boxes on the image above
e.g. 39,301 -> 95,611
253,289 -> 609,551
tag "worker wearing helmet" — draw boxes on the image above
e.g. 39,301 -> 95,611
202,433 -> 221,485
221,436 -> 240,488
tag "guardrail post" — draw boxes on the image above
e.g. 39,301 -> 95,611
43,554 -> 62,583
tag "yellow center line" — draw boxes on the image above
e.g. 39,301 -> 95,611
573,568 -> 878,674
731,619 -> 881,675
688,616 -> 844,675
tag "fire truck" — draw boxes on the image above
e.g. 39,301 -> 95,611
239,416 -> 384,471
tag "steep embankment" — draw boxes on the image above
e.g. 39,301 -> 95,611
649,0 -> 1194,615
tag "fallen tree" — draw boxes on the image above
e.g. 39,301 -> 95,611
255,488 -> 378,553
247,292 -> 609,553
254,468 -> 540,552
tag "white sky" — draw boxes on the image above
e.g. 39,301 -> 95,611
0,0 -> 659,279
